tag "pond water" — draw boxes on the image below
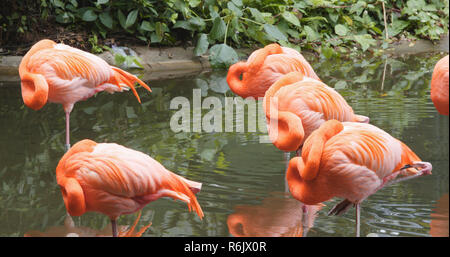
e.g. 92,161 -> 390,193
0,51 -> 448,237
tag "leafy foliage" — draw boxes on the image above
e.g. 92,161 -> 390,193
0,0 -> 448,67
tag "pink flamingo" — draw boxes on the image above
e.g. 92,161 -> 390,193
56,139 -> 204,237
227,43 -> 320,98
19,39 -> 151,150
286,120 -> 432,236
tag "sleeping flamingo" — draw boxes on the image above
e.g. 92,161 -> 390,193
263,72 -> 369,155
19,39 -> 151,150
227,43 -> 320,98
286,120 -> 432,236
56,139 -> 204,237
430,55 -> 449,115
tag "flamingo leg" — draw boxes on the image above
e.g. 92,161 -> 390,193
65,111 -> 71,152
295,146 -> 303,157
111,218 -> 118,237
284,151 -> 290,193
355,203 -> 361,237
301,205 -> 309,237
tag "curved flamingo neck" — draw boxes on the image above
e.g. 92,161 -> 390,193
56,140 -> 98,216
247,43 -> 283,74
263,72 -> 306,151
287,120 -> 345,204
227,44 -> 284,98
19,39 -> 55,110
227,62 -> 250,98
286,157 -> 333,205
300,120 -> 344,181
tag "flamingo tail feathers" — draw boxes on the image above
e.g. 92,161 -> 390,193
165,173 -> 204,220
110,67 -> 151,103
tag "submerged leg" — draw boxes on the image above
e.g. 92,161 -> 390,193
301,204 -> 309,237
65,111 -> 71,152
111,218 -> 118,237
284,151 -> 290,193
296,146 -> 303,157
355,203 -> 360,237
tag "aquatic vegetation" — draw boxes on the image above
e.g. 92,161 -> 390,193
1,0 -> 448,68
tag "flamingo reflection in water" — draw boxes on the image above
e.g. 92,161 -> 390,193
227,193 -> 323,237
24,211 -> 151,237
430,193 -> 449,237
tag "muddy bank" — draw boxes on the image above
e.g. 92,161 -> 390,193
0,46 -> 212,83
1,35 -> 448,84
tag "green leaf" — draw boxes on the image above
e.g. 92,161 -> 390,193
281,11 -> 300,26
69,0 -> 78,8
155,22 -> 164,41
248,8 -> 265,23
55,12 -> 71,24
329,12 -> 339,23
349,1 -> 367,16
140,20 -> 154,32
188,0 -> 201,7
52,0 -> 65,8
353,34 -> 377,52
194,33 -> 209,56
388,19 -> 409,37
114,54 -> 126,66
81,9 -> 97,22
125,9 -> 138,28
263,24 -> 288,42
96,0 -> 109,4
303,25 -> 320,42
209,44 -> 239,68
210,17 -> 226,41
321,46 -> 334,59
342,15 -> 353,26
334,24 -> 348,36
300,16 -> 328,23
227,2 -> 243,17
117,9 -> 126,29
334,80 -> 347,89
99,12 -> 113,29
231,0 -> 243,6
